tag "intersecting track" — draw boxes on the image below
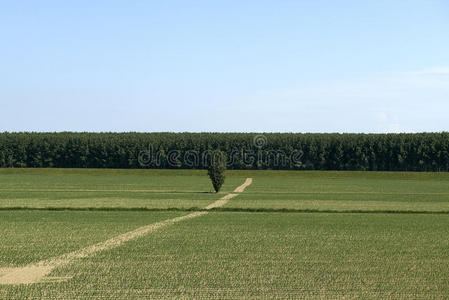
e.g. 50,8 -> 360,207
0,178 -> 253,285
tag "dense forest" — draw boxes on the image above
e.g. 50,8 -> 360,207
0,132 -> 449,171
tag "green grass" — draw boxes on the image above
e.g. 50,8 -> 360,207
2,169 -> 449,212
0,211 -> 184,267
2,213 -> 449,299
2,168 -> 449,298
224,171 -> 449,212
0,168 -> 244,209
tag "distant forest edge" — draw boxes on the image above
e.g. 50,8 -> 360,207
1,132 -> 449,171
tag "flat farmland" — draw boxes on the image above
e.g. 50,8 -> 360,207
0,169 -> 245,210
224,171 -> 449,212
1,169 -> 449,299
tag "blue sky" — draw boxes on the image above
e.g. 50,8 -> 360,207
1,0 -> 448,133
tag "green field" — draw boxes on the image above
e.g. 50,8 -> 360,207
1,169 -> 449,298
0,169 -> 245,210
226,171 -> 449,213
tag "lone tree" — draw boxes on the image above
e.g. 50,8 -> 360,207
207,151 -> 226,193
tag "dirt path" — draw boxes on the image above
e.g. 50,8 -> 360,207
0,178 -> 252,285
233,178 -> 253,193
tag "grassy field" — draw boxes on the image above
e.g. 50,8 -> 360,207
225,171 -> 449,212
2,169 -> 449,212
0,211 -> 185,267
1,169 -> 449,298
0,169 -> 245,210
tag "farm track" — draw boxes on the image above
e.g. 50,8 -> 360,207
233,178 -> 253,192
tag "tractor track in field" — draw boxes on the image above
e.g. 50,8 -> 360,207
0,178 -> 252,285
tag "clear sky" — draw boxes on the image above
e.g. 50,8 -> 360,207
1,0 -> 448,133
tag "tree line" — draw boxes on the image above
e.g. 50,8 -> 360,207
0,132 -> 449,171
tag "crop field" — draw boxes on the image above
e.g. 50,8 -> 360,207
1,169 -> 449,298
